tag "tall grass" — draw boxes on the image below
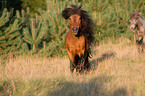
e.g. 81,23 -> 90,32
0,38 -> 144,96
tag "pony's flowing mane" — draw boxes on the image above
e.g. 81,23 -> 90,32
62,4 -> 94,46
130,12 -> 143,19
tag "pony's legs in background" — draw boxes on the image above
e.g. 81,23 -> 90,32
141,36 -> 145,52
136,37 -> 144,53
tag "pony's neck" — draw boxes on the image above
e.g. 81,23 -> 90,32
137,16 -> 144,29
76,29 -> 83,37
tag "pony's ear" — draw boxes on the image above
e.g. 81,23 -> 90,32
135,12 -> 141,19
62,8 -> 72,19
138,13 -> 141,15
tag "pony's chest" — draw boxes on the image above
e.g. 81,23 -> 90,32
70,37 -> 86,53
66,35 -> 86,51
71,36 -> 85,46
137,27 -> 145,35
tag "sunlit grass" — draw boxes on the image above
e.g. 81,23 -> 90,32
0,38 -> 145,96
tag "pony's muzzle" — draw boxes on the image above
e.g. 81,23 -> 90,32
130,26 -> 135,31
72,27 -> 79,35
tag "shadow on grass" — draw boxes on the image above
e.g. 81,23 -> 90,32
90,52 -> 116,70
0,77 -> 131,96
48,76 -> 128,96
113,88 -> 128,96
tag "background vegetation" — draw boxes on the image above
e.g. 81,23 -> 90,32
0,0 -> 145,58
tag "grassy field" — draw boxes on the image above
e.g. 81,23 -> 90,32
0,38 -> 145,96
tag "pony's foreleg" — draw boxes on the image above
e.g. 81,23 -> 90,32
67,50 -> 75,73
77,54 -> 85,72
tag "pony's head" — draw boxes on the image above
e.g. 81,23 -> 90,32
62,4 -> 94,45
62,4 -> 83,36
69,14 -> 81,35
129,12 -> 141,31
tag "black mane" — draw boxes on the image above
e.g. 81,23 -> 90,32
130,12 -> 142,19
62,4 -> 94,46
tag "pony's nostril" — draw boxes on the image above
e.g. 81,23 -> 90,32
130,26 -> 135,31
130,27 -> 134,30
72,27 -> 78,31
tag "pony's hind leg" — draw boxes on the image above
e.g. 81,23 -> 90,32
141,44 -> 144,52
76,54 -> 85,73
136,39 -> 143,53
74,55 -> 81,73
84,54 -> 90,71
142,36 -> 145,52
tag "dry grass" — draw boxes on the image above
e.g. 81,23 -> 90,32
0,38 -> 145,96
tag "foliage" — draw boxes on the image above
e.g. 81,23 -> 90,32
38,0 -> 70,56
0,0 -> 145,57
0,9 -> 27,57
0,0 -> 22,12
22,15 -> 47,52
6,0 -> 22,10
21,0 -> 46,15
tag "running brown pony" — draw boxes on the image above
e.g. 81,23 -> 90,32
62,4 -> 94,73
